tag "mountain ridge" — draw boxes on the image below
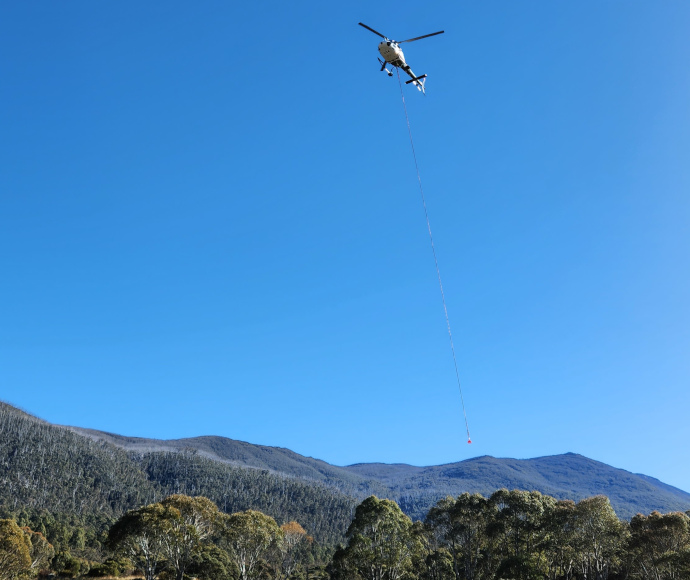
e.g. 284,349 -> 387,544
1,401 -> 688,524
65,426 -> 393,498
64,421 -> 690,520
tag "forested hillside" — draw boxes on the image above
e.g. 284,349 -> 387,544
0,403 -> 157,516
68,408 -> 690,520
0,403 -> 357,546
2,401 -> 690,579
137,450 -> 356,545
70,426 -> 391,499
2,400 -> 690,542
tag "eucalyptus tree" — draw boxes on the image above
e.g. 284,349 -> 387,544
426,493 -> 493,580
108,503 -> 171,580
21,527 -> 54,575
542,500 -> 578,580
488,489 -> 556,580
109,494 -> 220,580
186,543 -> 237,580
571,495 -> 626,580
339,495 -> 424,580
220,509 -> 283,580
419,547 -> 454,580
628,510 -> 690,580
275,521 -> 312,580
158,494 -> 220,580
0,519 -> 32,580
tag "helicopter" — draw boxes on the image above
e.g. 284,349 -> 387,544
358,22 -> 444,94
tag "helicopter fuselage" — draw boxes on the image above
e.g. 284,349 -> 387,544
378,41 -> 406,67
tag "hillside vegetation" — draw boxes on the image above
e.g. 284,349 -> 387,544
69,408 -> 690,520
2,401 -> 690,579
0,403 -> 356,547
2,400 -> 689,540
348,454 -> 690,519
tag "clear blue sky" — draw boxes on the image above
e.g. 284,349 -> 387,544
2,1 -> 689,494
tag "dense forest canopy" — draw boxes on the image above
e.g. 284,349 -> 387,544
1,491 -> 689,579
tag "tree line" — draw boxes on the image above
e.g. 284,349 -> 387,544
1,489 -> 689,579
331,491 -> 690,580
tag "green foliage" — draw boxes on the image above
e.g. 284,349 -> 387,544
423,491 -> 642,580
2,400 -> 690,556
53,550 -> 91,578
326,544 -> 361,580
352,454 -> 690,521
187,544 -> 238,580
158,495 -> 221,580
139,451 -> 357,546
488,489 -> 555,579
2,509 -> 109,557
419,548 -> 454,580
87,556 -> 133,577
426,493 -> 493,580
3,403 -> 690,579
0,519 -> 32,580
21,526 -> 55,574
572,495 -> 627,579
0,404 -> 157,518
338,496 -> 424,580
7,486 -> 690,580
220,509 -> 282,580
275,521 -> 313,580
108,503 -> 173,580
628,510 -> 690,580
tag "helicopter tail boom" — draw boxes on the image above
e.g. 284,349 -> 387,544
404,73 -> 427,93
405,74 -> 427,84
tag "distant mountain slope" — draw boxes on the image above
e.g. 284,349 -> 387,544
0,402 -> 157,516
2,401 -> 689,532
345,454 -> 690,519
68,427 -> 391,498
69,419 -> 690,520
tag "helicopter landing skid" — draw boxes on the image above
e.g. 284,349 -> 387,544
377,58 -> 394,77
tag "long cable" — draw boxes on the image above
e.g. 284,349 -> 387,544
397,69 -> 472,444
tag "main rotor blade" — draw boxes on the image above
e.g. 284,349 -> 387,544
398,30 -> 445,43
358,22 -> 387,39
